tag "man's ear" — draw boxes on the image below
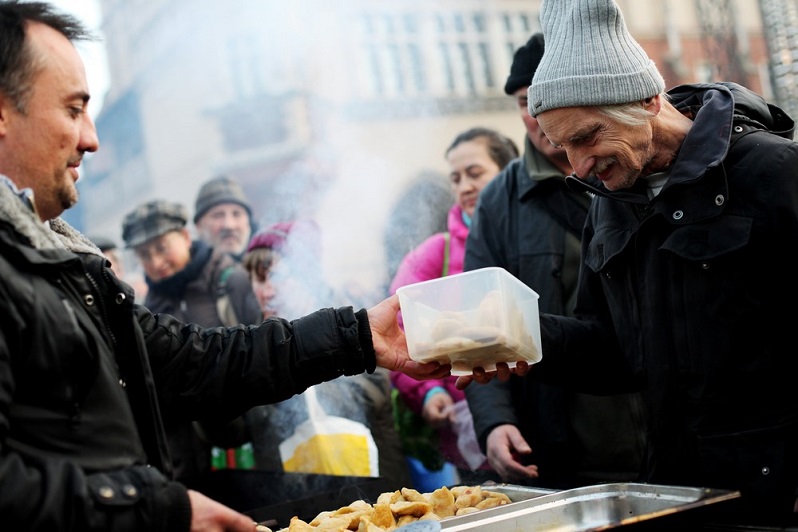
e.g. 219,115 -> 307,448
644,95 -> 662,116
0,94 -> 9,136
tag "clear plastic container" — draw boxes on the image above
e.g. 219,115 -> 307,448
397,267 -> 542,375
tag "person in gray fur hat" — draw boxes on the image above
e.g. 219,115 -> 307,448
0,3 -> 474,530
193,176 -> 255,261
463,0 -> 798,525
463,31 -> 646,492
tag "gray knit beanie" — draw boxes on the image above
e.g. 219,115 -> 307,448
527,0 -> 665,117
193,176 -> 252,224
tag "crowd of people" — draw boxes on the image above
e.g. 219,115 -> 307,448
1,0 -> 797,530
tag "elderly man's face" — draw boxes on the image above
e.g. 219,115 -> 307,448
195,203 -> 252,256
536,104 -> 657,191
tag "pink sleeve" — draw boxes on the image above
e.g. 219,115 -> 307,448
389,234 -> 446,329
389,234 -> 447,295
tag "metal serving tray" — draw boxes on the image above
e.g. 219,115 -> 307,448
477,483 -> 559,501
440,482 -> 741,531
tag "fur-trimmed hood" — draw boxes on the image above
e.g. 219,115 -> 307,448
0,177 -> 104,257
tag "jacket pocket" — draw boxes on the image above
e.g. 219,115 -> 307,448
584,224 -> 635,273
659,215 -> 751,261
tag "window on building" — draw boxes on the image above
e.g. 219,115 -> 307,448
355,7 -> 535,99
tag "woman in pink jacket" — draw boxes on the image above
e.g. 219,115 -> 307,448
390,127 -> 519,489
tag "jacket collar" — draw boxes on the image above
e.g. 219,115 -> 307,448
524,135 -> 569,183
0,175 -> 103,257
518,135 -> 570,200
447,203 -> 470,242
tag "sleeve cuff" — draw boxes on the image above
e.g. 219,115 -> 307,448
423,386 -> 449,406
355,308 -> 377,374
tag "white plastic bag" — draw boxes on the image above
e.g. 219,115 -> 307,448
450,399 -> 487,471
279,387 -> 380,477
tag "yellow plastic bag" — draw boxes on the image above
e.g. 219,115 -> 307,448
279,386 -> 379,477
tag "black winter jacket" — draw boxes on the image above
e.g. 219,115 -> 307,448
464,137 -> 646,488
535,83 -> 798,522
0,182 -> 377,532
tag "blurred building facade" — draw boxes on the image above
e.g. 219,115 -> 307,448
73,0 -> 786,298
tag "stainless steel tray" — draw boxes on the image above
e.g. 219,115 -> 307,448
441,482 -> 741,531
476,483 -> 559,501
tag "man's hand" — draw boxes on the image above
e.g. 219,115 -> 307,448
368,295 -> 451,380
454,361 -> 531,390
485,424 -> 539,482
188,489 -> 257,531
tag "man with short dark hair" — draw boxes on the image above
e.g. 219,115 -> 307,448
0,3 -> 451,530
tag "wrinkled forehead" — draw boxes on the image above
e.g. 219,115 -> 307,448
536,106 -> 602,147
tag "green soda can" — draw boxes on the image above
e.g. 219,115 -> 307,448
235,443 -> 255,469
211,446 -> 227,470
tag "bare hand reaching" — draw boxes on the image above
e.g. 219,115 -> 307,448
188,489 -> 257,531
367,295 -> 451,380
485,424 -> 539,482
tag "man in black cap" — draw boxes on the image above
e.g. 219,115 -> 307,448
463,33 -> 647,490
193,176 -> 255,261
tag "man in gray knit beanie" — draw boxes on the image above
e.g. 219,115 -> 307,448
526,0 -> 678,192
463,29 -> 646,492
528,0 -> 665,116
193,176 -> 255,261
468,0 -> 798,524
